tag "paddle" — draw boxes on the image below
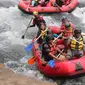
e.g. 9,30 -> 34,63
81,33 -> 85,36
21,18 -> 33,39
27,56 -> 36,65
26,33 -> 62,65
70,37 -> 85,47
53,33 -> 62,42
55,3 -> 61,11
25,34 -> 41,52
48,49 -> 64,68
25,27 -> 49,52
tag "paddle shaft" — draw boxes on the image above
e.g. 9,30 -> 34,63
57,49 -> 64,58
70,37 -> 85,47
81,33 -> 85,36
27,27 -> 49,64
22,18 -> 33,39
34,27 -> 49,42
55,3 -> 61,11
53,33 -> 62,42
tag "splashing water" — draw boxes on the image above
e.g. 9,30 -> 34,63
1,0 -> 85,84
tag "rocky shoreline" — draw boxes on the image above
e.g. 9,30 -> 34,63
0,64 -> 57,85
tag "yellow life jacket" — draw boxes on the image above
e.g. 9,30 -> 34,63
70,36 -> 83,50
41,27 -> 48,39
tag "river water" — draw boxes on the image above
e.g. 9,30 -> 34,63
0,0 -> 85,85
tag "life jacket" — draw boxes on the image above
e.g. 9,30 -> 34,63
70,36 -> 83,51
63,26 -> 73,37
48,42 -> 57,55
40,27 -> 48,39
41,30 -> 47,39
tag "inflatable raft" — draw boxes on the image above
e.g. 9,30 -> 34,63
18,0 -> 78,13
30,26 -> 85,77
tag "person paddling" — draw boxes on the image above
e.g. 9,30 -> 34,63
60,16 -> 74,51
60,16 -> 74,31
30,11 -> 46,29
66,28 -> 85,60
42,35 -> 66,62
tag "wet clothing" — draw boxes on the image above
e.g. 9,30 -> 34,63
42,42 -> 57,61
30,16 -> 46,29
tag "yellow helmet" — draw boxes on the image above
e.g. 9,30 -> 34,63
33,11 -> 38,15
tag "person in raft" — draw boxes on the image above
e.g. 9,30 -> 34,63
39,0 -> 50,6
60,16 -> 74,51
60,16 -> 74,32
31,0 -> 49,6
37,22 -> 47,43
30,11 -> 46,29
30,11 -> 46,38
66,28 -> 85,60
53,0 -> 70,7
37,22 -> 57,43
38,22 -> 59,43
42,35 -> 66,62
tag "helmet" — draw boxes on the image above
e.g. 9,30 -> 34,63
33,11 -> 38,15
74,28 -> 81,34
46,35 -> 54,42
64,22 -> 70,28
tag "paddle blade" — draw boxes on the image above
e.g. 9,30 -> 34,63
27,57 -> 36,65
21,35 -> 25,39
25,43 -> 34,52
48,60 -> 55,68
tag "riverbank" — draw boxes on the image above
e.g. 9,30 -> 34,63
0,64 -> 57,85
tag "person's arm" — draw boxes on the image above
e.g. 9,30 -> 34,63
40,16 -> 46,24
56,47 -> 64,55
49,52 -> 63,61
30,24 -> 35,27
30,19 -> 36,27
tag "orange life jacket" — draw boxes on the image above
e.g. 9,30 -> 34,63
62,25 -> 73,37
49,42 -> 57,54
